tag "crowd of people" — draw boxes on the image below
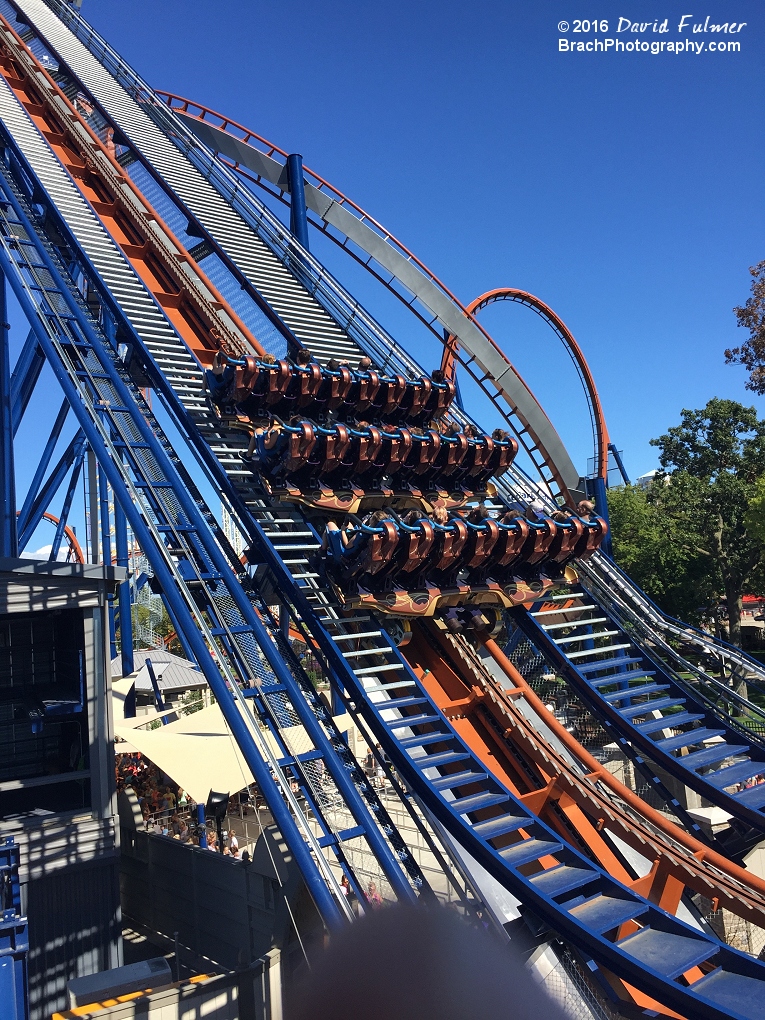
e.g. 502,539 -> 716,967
115,751 -> 252,859
116,750 -> 389,904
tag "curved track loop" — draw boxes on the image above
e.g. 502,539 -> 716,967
36,510 -> 84,563
153,90 -> 585,503
450,289 -> 610,483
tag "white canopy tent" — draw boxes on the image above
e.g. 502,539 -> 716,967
113,697 -> 353,804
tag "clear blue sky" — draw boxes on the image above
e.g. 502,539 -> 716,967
83,0 -> 765,477
10,0 -> 765,549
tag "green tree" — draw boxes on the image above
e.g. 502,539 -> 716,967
648,398 -> 765,646
155,605 -> 184,657
607,483 -> 715,626
746,475 -> 765,546
725,260 -> 765,394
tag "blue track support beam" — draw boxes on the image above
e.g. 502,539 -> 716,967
99,465 -> 116,660
114,498 -> 134,677
0,270 -> 17,557
10,330 -> 42,437
49,438 -> 85,561
0,247 -> 345,934
287,153 -> 310,251
196,805 -> 207,848
144,658 -> 169,723
0,144 -> 416,904
17,429 -> 84,550
453,373 -> 464,412
608,442 -> 630,485
16,400 -> 68,541
587,474 -> 613,557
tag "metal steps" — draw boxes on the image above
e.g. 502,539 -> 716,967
512,592 -> 765,834
13,0 -> 363,364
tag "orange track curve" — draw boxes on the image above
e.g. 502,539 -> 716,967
445,289 -> 610,483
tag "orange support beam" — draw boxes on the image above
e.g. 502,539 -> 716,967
0,19 -> 265,369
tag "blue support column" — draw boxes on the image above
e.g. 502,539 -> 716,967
18,429 -> 83,550
114,499 -> 134,677
0,270 -> 17,557
99,466 -> 117,660
287,153 -> 310,251
49,438 -> 85,561
0,212 -> 345,931
144,659 -> 169,724
10,330 -> 43,435
280,602 -> 290,641
587,474 -> 613,558
453,373 -> 464,412
196,804 -> 207,848
608,442 -> 631,485
16,401 -> 68,539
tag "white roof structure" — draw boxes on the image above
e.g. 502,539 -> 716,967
112,649 -> 206,694
114,703 -> 257,801
113,698 -> 349,804
636,470 -> 659,489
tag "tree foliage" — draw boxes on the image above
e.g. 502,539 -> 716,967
607,483 -> 715,626
746,475 -> 765,547
155,606 -> 184,657
609,399 -> 765,646
725,260 -> 765,394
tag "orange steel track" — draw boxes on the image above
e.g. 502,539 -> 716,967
29,511 -> 85,563
443,289 -> 610,483
399,621 -> 765,1003
0,17 -> 264,368
155,91 -> 607,495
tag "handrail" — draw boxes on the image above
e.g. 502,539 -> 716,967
588,551 -> 765,686
478,637 -> 765,912
580,563 -> 765,741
